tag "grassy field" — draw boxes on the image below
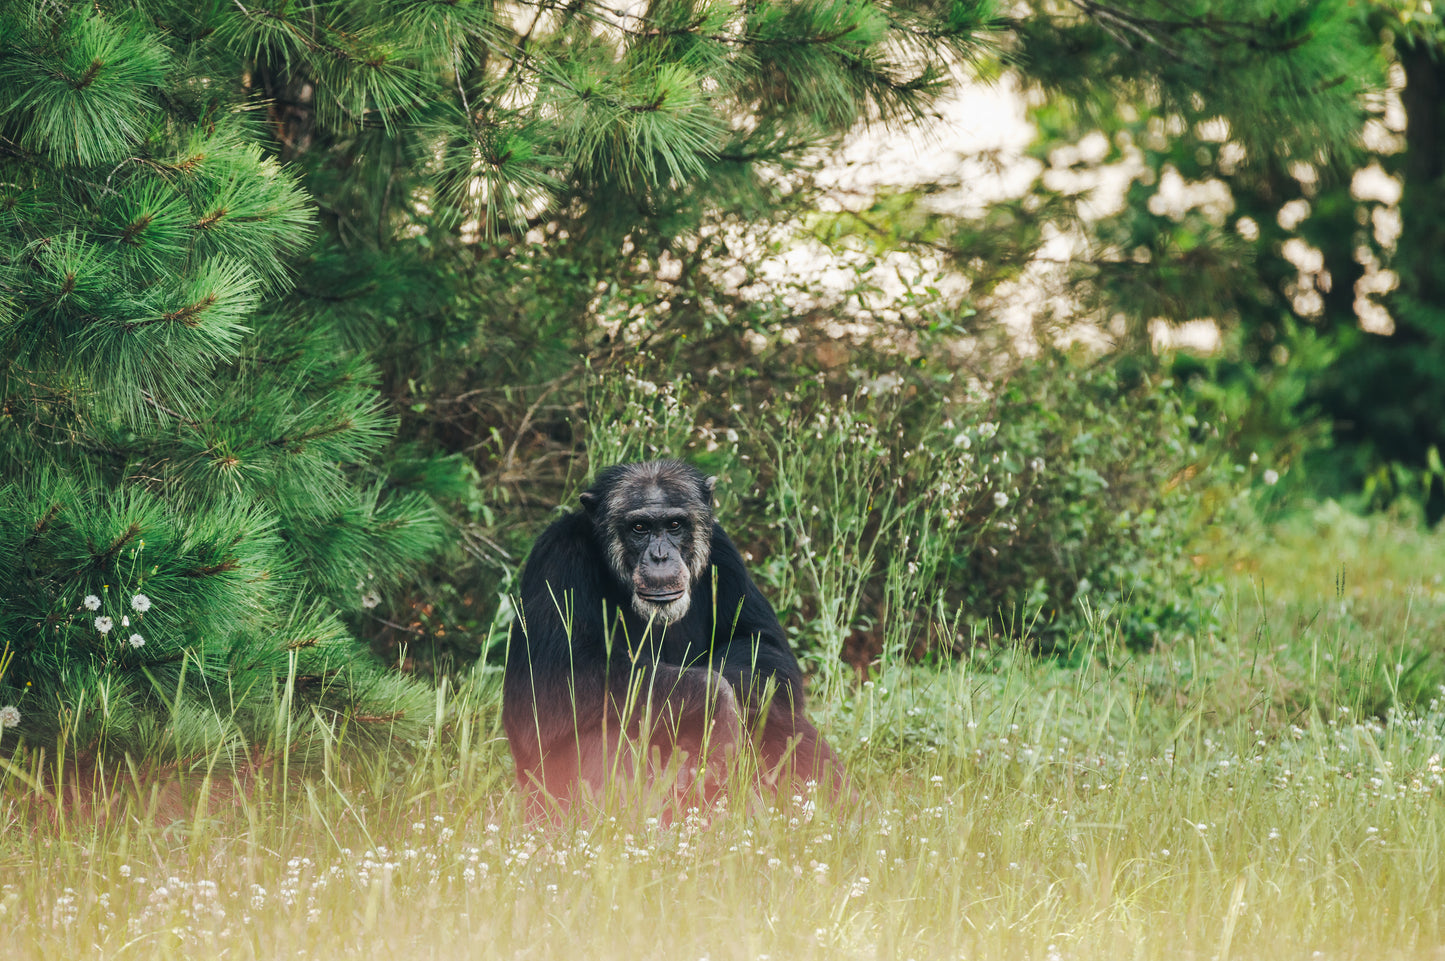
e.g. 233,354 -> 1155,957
3,506 -> 1444,960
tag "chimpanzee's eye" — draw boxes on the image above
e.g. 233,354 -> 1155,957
666,520 -> 681,532
631,522 -> 648,534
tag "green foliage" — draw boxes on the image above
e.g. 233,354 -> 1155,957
0,1 -> 442,759
567,355 -> 1213,680
950,360 -> 1215,650
1016,0 -> 1384,163
1005,1 -> 1445,519
795,0 -> 1445,528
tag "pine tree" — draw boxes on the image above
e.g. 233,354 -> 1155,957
0,3 -> 442,760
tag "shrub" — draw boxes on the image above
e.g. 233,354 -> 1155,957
945,359 -> 1216,653
569,354 -> 1216,684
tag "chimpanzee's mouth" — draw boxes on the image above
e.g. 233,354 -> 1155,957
637,589 -> 685,604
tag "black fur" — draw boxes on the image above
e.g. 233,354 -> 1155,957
503,460 -> 844,819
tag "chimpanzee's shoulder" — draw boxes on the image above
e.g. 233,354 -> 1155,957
519,511 -> 605,590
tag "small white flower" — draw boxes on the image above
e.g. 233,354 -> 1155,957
0,705 -> 20,728
95,616 -> 114,634
361,592 -> 381,609
1075,578 -> 1091,595
1029,457 -> 1045,473
131,594 -> 151,613
953,432 -> 972,449
128,634 -> 145,649
993,491 -> 1009,509
83,595 -> 101,611
1263,469 -> 1279,485
121,615 -> 130,627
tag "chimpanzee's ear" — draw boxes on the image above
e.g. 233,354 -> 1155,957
579,491 -> 599,514
703,475 -> 717,504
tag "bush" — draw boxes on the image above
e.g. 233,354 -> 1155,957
947,359 -> 1216,652
561,354 -> 1216,685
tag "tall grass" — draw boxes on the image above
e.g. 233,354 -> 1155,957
2,509 -> 1444,960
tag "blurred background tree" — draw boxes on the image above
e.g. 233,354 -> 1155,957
963,1 -> 1443,517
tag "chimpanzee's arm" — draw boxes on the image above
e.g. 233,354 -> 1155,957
502,514 -> 614,814
706,525 -> 848,795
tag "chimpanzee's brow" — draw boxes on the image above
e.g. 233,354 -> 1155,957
622,510 -> 690,525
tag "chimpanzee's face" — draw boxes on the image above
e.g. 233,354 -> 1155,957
583,462 -> 714,624
622,497 -> 696,613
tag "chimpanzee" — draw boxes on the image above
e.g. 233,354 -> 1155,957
503,459 -> 845,820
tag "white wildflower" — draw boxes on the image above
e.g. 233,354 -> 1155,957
128,634 -> 145,649
83,595 -> 101,611
95,616 -> 114,635
979,422 -> 998,439
1029,457 -> 1045,473
864,373 -> 901,395
1263,469 -> 1279,485
121,615 -> 130,627
0,705 -> 20,728
993,491 -> 1009,509
953,432 -> 972,449
361,592 -> 381,609
131,594 -> 151,613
